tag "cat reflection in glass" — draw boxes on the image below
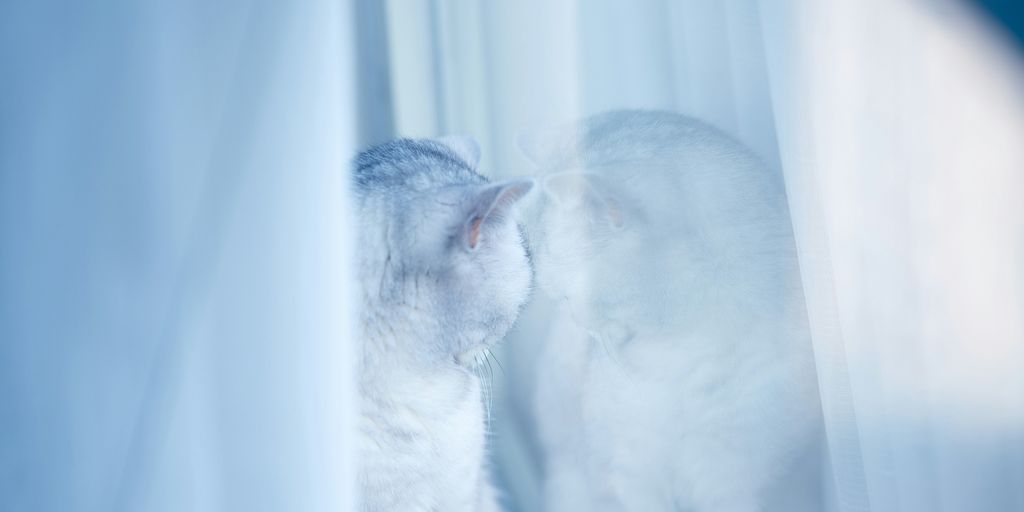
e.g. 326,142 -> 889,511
524,110 -> 822,512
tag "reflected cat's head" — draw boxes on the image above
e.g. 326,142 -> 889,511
521,110 -> 793,342
355,137 -> 534,368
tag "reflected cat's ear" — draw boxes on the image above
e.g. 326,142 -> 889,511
543,172 -> 625,229
464,178 -> 535,250
437,135 -> 481,169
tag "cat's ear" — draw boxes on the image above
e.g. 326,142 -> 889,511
436,135 -> 481,169
463,178 -> 535,250
543,172 -> 625,229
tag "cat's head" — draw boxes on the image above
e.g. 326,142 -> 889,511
529,166 -> 657,345
355,137 -> 535,368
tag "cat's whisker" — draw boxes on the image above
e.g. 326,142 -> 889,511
486,348 -> 506,377
481,359 -> 493,428
484,353 -> 494,385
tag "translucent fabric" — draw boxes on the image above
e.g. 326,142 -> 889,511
2,1 -> 1022,511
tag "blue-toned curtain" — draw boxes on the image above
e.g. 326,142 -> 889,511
0,1 -> 358,510
2,1 -> 1023,511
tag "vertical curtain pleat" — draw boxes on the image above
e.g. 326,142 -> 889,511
0,1 -> 359,510
762,1 -> 1024,512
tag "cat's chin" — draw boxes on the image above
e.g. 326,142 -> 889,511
454,345 -> 494,369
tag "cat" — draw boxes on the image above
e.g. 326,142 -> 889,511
522,111 -> 822,512
354,136 -> 534,512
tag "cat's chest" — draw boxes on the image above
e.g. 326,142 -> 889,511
376,368 -> 484,439
417,372 -> 486,463
361,369 -> 488,510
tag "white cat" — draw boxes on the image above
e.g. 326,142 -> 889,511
354,137 -> 534,512
523,111 -> 822,512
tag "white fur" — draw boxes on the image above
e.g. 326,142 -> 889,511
354,138 -> 533,512
525,111 -> 822,512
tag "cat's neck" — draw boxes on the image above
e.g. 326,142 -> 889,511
360,304 -> 478,415
360,300 -> 468,374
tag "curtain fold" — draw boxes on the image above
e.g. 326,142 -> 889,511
763,2 -> 1024,511
0,1 -> 359,510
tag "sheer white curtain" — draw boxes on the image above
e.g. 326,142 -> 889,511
3,1 -> 1022,511
0,1 -> 358,510
383,1 -> 1024,511
762,2 -> 1024,511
